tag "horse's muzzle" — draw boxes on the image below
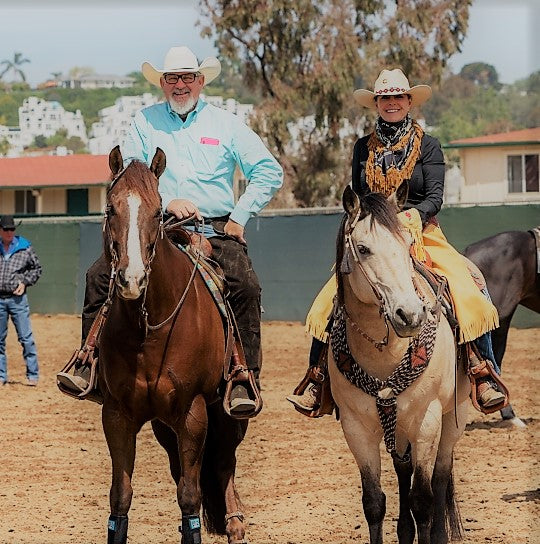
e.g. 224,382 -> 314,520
116,269 -> 148,300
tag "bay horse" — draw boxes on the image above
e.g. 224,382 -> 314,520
464,228 -> 540,424
328,183 -> 469,544
98,146 -> 248,544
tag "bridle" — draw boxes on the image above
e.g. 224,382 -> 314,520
103,167 -> 203,336
340,206 -> 392,351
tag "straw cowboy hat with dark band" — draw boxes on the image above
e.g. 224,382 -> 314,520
142,46 -> 221,88
354,68 -> 432,109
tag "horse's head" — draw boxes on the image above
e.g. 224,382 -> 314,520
105,146 -> 166,300
338,181 -> 427,337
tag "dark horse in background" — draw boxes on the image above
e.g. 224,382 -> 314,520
99,146 -> 249,544
464,227 -> 540,425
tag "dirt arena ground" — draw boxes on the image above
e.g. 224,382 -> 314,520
0,315 -> 538,544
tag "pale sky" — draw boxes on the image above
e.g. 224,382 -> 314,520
1,0 -> 538,87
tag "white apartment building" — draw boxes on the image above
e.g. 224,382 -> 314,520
0,97 -> 88,156
88,93 -> 255,155
203,94 -> 254,124
88,93 -> 160,155
18,96 -> 88,145
62,74 -> 135,89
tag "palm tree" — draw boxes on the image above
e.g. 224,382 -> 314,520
0,52 -> 30,82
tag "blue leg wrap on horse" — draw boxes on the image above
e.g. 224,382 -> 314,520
179,514 -> 202,544
107,515 -> 128,544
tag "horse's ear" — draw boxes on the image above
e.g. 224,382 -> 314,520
389,179 -> 409,211
150,147 -> 166,179
109,145 -> 123,177
343,185 -> 360,217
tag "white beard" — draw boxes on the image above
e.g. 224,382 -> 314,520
169,96 -> 197,116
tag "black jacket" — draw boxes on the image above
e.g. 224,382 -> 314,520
351,133 -> 445,224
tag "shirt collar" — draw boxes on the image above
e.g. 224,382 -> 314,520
1,237 -> 18,256
166,98 -> 207,125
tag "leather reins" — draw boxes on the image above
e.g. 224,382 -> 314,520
340,207 -> 396,351
103,167 -> 203,336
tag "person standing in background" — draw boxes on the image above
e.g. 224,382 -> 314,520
0,215 -> 42,386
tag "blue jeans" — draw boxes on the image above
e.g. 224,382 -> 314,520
0,294 -> 39,382
474,287 -> 501,375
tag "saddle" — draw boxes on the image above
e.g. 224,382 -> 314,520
413,257 -> 509,414
57,225 -> 262,419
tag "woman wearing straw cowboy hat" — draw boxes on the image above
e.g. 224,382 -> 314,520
287,68 -> 507,415
57,46 -> 283,416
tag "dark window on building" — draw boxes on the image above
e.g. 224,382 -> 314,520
508,154 -> 539,193
14,190 -> 36,214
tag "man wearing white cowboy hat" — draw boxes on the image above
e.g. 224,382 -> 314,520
288,67 -> 506,414
57,46 -> 283,417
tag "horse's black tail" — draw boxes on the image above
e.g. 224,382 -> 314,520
200,403 -> 247,535
446,469 -> 463,541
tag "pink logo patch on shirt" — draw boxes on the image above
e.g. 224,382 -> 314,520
200,136 -> 220,145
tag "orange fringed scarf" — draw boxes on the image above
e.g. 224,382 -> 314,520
365,121 -> 424,196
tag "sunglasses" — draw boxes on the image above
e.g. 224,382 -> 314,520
2,228 -> 15,232
163,72 -> 200,85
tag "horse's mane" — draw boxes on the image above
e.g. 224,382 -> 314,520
336,192 -> 403,305
109,160 -> 160,208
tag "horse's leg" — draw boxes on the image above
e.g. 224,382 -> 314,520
430,403 -> 467,544
341,416 -> 385,544
175,394 -> 208,544
409,400 -> 443,544
492,314 -> 521,421
102,402 -> 141,544
392,456 -> 415,544
151,419 -> 181,484
205,404 -> 248,544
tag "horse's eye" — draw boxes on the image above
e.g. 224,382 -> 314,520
357,245 -> 370,255
107,205 -> 116,217
154,209 -> 162,219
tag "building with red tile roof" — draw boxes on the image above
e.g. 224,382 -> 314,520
0,154 -> 109,216
444,128 -> 540,204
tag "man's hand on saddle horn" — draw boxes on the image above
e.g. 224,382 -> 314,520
167,199 -> 202,221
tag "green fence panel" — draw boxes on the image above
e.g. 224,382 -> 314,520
21,222 -> 81,314
16,204 -> 539,328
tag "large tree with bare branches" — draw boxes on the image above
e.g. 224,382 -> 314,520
200,0 -> 470,207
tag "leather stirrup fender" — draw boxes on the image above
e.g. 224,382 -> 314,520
56,302 -> 109,401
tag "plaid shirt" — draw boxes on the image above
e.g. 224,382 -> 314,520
0,237 -> 42,295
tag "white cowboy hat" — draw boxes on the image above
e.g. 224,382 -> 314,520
142,46 -> 221,87
353,68 -> 432,109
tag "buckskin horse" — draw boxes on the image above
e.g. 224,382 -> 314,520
328,183 -> 469,544
98,146 -> 248,544
464,227 -> 540,425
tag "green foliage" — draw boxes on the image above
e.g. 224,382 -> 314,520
0,137 -> 10,157
0,52 -> 30,82
460,62 -> 501,89
32,135 -> 48,148
432,88 -> 512,145
200,0 -> 471,207
0,85 -> 162,131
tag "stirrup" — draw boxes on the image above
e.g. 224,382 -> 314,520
223,367 -> 262,420
467,349 -> 509,414
223,337 -> 262,419
56,348 -> 102,404
290,365 -> 334,418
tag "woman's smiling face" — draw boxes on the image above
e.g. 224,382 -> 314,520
375,94 -> 412,123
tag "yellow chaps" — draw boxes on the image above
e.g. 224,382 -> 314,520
306,210 -> 499,344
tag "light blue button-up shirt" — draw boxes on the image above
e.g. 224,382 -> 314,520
122,99 -> 283,227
